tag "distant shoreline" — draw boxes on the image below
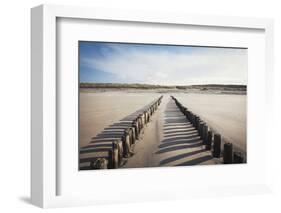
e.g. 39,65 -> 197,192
80,83 -> 247,95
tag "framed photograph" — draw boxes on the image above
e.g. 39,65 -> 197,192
31,4 -> 274,208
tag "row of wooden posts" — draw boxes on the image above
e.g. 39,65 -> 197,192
91,95 -> 163,169
171,96 -> 245,164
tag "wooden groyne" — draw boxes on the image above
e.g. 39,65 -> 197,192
80,95 -> 163,170
171,96 -> 246,164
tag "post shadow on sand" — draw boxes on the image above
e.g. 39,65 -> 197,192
156,98 -> 213,166
79,100 -> 157,168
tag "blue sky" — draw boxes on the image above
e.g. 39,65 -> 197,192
79,41 -> 247,85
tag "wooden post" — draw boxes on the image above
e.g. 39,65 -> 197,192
132,120 -> 139,139
213,134 -> 221,158
144,111 -> 147,124
183,108 -> 188,116
138,114 -> 143,130
142,113 -> 145,127
90,158 -> 108,169
188,111 -> 192,121
223,143 -> 233,164
194,115 -> 198,127
116,140 -> 123,166
111,141 -> 119,168
197,118 -> 202,130
189,113 -> 194,125
199,123 -> 205,139
137,116 -> 141,131
130,127 -> 136,144
147,111 -> 150,122
233,152 -> 244,163
195,116 -> 200,130
206,130 -> 213,150
186,110 -> 190,120
122,129 -> 131,158
193,114 -> 197,127
203,125 -> 208,145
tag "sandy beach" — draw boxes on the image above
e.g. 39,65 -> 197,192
176,93 -> 246,153
79,92 -> 159,148
79,90 -> 246,169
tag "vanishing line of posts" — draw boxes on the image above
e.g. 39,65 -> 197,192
170,96 -> 245,165
90,95 -> 163,169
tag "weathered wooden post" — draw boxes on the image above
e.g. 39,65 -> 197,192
108,150 -> 113,169
183,108 -> 187,116
141,113 -> 145,127
115,140 -> 123,166
223,143 -> 233,164
147,111 -> 150,122
199,123 -> 205,139
188,111 -> 192,121
130,127 -> 136,144
196,117 -> 201,130
143,111 -> 147,124
233,152 -> 244,163
90,158 -> 108,169
203,124 -> 208,145
132,120 -> 139,139
140,114 -> 144,129
122,129 -> 131,158
185,110 -> 189,120
213,134 -> 221,158
189,112 -> 194,125
193,114 -> 197,127
206,130 -> 213,150
138,114 -> 143,130
194,115 -> 197,127
194,116 -> 199,129
110,141 -> 119,169
136,116 -> 140,131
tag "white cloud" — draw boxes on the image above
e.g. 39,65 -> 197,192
82,45 -> 247,85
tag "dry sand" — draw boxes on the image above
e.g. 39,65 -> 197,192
79,91 -> 246,169
176,93 -> 246,153
124,96 -> 220,168
79,92 -> 159,148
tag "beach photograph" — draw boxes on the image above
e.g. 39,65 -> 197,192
79,41 -> 247,170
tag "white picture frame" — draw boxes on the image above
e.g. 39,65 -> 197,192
31,4 -> 274,208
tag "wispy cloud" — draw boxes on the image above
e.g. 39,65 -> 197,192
80,42 -> 247,85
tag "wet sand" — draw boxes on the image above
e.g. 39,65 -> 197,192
79,91 -> 246,168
